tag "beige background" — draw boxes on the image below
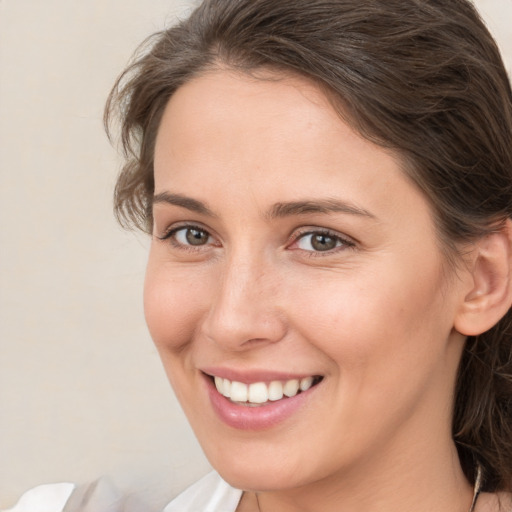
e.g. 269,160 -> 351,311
0,0 -> 510,509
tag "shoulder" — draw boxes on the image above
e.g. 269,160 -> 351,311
2,483 -> 75,512
163,471 -> 243,512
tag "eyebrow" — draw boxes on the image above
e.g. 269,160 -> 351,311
153,192 -> 376,220
267,199 -> 376,220
152,192 -> 217,217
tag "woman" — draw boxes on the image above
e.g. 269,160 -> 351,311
6,0 -> 512,511
103,0 -> 512,510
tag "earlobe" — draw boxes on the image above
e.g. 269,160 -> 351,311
454,219 -> 512,337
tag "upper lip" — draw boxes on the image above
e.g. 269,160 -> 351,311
201,366 -> 322,384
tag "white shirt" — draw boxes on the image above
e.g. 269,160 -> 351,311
2,472 -> 242,512
2,483 -> 76,512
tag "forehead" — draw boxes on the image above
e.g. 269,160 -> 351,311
153,70 -> 433,232
156,69 -> 344,154
155,70 -> 395,181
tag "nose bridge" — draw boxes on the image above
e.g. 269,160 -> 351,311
202,247 -> 286,349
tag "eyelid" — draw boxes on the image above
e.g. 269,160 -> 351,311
156,220 -> 207,238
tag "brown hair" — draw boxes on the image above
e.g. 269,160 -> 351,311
105,0 -> 512,492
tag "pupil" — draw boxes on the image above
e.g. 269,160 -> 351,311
311,234 -> 336,251
186,228 -> 208,245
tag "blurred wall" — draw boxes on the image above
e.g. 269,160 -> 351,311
0,0 -> 510,509
0,1 -> 211,509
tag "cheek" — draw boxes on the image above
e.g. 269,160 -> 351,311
286,260 -> 450,371
285,265 -> 455,440
143,257 -> 211,352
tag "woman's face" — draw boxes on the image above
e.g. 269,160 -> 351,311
146,70 -> 468,491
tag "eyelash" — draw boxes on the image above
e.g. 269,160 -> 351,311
157,224 -> 355,255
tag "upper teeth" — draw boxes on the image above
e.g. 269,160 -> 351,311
214,376 -> 315,404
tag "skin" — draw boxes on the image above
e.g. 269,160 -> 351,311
146,69 -> 479,511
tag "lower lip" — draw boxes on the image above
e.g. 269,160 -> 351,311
204,375 -> 320,430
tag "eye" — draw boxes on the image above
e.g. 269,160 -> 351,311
158,224 -> 216,249
174,227 -> 211,246
291,229 -> 354,253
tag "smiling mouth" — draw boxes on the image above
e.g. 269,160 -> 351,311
210,375 -> 324,406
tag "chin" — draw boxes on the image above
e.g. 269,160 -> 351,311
202,442 -> 322,492
215,464 -> 303,493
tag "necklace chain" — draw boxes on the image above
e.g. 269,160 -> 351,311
468,465 -> 483,512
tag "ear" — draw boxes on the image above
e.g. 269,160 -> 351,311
454,219 -> 512,336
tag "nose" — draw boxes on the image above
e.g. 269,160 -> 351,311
200,253 -> 287,351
